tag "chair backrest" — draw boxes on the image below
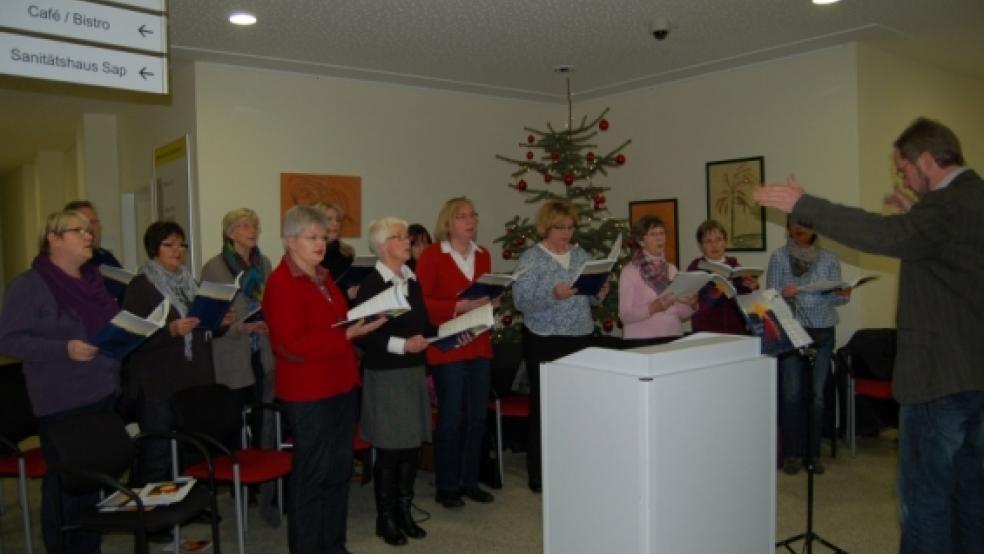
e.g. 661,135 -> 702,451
841,328 -> 896,380
0,364 -> 39,449
169,383 -> 242,448
46,411 -> 134,494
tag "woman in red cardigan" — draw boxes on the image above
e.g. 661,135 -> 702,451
416,196 -> 496,508
263,205 -> 384,554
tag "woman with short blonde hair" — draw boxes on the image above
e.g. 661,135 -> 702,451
512,199 -> 609,492
416,196 -> 497,508
1,209 -> 120,553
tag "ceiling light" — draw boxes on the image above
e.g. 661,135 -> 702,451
228,12 -> 257,25
812,0 -> 841,4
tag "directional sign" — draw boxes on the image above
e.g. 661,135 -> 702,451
0,0 -> 167,54
103,0 -> 166,13
0,31 -> 168,94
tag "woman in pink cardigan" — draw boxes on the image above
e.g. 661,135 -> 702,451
618,215 -> 696,343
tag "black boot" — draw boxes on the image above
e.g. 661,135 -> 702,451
374,464 -> 407,546
395,459 -> 426,539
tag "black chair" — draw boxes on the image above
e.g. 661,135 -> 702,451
0,364 -> 45,554
45,411 -> 221,554
835,329 -> 898,456
170,383 -> 291,554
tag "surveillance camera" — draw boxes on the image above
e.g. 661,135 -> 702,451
650,17 -> 671,41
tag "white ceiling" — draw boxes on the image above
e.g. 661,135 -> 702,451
2,0 -> 984,173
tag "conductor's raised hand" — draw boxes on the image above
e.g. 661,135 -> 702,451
754,174 -> 805,214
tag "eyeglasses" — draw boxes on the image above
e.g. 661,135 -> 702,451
160,241 -> 189,250
387,234 -> 411,241
60,227 -> 92,237
551,224 -> 576,232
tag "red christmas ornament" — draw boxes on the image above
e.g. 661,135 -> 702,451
527,134 -> 536,144
603,319 -> 614,332
513,235 -> 526,247
502,249 -> 513,260
599,119 -> 609,131
516,179 -> 527,191
544,173 -> 553,183
525,151 -> 534,160
563,173 -> 575,186
502,314 -> 513,326
586,152 -> 596,163
615,153 -> 626,165
594,193 -> 606,205
550,151 -> 560,161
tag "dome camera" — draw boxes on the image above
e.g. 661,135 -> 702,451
650,17 -> 671,41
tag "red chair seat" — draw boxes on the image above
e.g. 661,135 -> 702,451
855,379 -> 893,400
495,396 -> 531,418
0,447 -> 47,478
353,424 -> 371,452
185,449 -> 292,484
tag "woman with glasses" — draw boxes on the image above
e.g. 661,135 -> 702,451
618,215 -> 696,344
416,197 -> 496,508
353,217 -> 434,546
263,205 -> 384,554
685,219 -> 759,334
0,209 -> 120,553
200,208 -> 280,524
122,221 -> 227,485
513,200 -> 610,492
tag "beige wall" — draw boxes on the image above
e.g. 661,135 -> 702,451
581,45 -> 864,341
193,63 -> 562,266
856,44 -> 984,329
0,164 -> 39,284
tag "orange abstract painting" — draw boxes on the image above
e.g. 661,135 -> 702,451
280,173 -> 362,237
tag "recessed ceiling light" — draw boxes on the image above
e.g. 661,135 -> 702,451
229,12 -> 257,25
812,0 -> 841,4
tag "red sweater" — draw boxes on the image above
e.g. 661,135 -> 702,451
416,242 -> 494,365
263,255 -> 360,402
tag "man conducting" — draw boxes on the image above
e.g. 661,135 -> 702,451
755,117 -> 984,554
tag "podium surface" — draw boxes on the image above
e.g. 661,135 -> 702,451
541,333 -> 776,553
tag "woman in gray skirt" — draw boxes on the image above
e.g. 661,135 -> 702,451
353,216 -> 435,546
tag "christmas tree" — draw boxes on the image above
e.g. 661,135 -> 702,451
492,77 -> 631,343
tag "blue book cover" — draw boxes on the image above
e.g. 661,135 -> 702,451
335,255 -> 377,288
91,299 -> 169,359
571,271 -> 610,296
188,275 -> 241,330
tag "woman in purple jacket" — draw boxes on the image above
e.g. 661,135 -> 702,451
0,209 -> 120,554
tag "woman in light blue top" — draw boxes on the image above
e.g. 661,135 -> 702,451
513,200 -> 609,492
766,220 -> 849,475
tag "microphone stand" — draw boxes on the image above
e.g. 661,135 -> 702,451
776,299 -> 846,553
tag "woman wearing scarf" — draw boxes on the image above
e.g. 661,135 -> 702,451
766,220 -> 849,476
201,209 -> 280,523
123,221 -> 222,484
618,215 -> 696,345
0,209 -> 120,554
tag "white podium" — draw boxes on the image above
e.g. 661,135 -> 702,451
541,333 -> 776,554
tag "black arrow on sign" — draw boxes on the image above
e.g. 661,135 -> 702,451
139,67 -> 154,79
138,24 -> 153,37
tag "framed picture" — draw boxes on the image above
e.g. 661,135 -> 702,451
628,198 -> 679,267
705,156 -> 766,251
280,173 -> 362,237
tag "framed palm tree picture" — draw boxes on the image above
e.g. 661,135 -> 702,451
705,156 -> 766,251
